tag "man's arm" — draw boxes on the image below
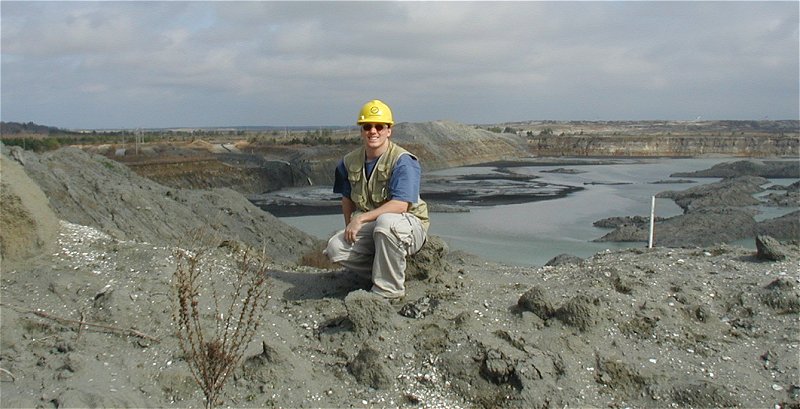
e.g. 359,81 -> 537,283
341,196 -> 357,226
343,199 -> 410,243
352,199 -> 409,223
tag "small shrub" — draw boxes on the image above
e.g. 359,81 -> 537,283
172,239 -> 270,408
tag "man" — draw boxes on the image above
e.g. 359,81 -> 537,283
324,99 -> 429,299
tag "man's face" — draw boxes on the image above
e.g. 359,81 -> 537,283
360,123 -> 392,150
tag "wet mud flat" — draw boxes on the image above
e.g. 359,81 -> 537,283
250,168 -> 583,217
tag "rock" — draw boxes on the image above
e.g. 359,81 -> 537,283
545,253 -> 584,266
756,235 -> 787,261
555,294 -> 601,331
348,344 -> 394,389
398,295 -> 440,319
0,152 -> 59,265
518,286 -> 557,319
406,235 -> 449,281
344,290 -> 396,338
480,348 -> 517,385
760,278 -> 800,313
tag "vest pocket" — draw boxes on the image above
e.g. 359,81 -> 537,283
371,186 -> 388,203
370,168 -> 390,203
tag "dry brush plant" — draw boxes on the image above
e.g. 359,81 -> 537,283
172,239 -> 270,408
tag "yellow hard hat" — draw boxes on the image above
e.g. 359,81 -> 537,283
357,99 -> 394,125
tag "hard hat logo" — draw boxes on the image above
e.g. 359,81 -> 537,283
357,99 -> 394,125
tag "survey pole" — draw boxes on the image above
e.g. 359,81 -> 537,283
648,196 -> 656,248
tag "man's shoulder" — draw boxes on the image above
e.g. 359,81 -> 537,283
396,152 -> 419,164
389,143 -> 419,161
343,147 -> 364,167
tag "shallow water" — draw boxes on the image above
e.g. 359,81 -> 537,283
280,157 -> 797,266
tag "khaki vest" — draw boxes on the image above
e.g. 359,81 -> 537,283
344,142 -> 429,231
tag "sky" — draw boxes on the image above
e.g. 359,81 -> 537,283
1,1 -> 798,129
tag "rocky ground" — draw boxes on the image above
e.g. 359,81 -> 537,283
1,146 -> 799,408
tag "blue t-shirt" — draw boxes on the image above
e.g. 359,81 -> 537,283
333,154 -> 421,204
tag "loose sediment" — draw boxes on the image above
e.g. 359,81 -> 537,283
1,146 -> 798,408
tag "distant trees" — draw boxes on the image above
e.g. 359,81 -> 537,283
0,121 -> 68,152
0,121 -> 65,135
1,137 -> 61,152
487,126 -> 518,134
285,134 -> 357,146
0,121 -> 358,152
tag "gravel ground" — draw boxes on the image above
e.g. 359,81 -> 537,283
1,220 -> 798,408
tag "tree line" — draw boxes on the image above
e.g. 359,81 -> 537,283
1,121 -> 77,135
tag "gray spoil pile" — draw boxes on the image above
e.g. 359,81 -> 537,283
0,153 -> 59,265
391,121 -> 528,169
2,146 -> 317,264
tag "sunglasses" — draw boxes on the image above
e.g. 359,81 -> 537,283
361,123 -> 389,132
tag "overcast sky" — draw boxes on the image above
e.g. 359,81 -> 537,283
2,1 -> 798,129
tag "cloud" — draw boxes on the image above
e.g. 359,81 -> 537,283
1,1 -> 797,128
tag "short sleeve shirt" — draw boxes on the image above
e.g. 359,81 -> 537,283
333,154 -> 421,204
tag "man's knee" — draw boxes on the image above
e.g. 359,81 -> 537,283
324,232 -> 348,262
373,213 -> 399,236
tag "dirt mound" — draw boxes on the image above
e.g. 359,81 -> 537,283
392,121 -> 528,169
3,146 -> 316,264
0,152 -> 58,266
186,139 -> 215,151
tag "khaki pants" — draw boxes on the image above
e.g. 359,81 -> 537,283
324,213 -> 427,298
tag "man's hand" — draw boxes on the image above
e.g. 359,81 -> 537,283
344,214 -> 364,243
